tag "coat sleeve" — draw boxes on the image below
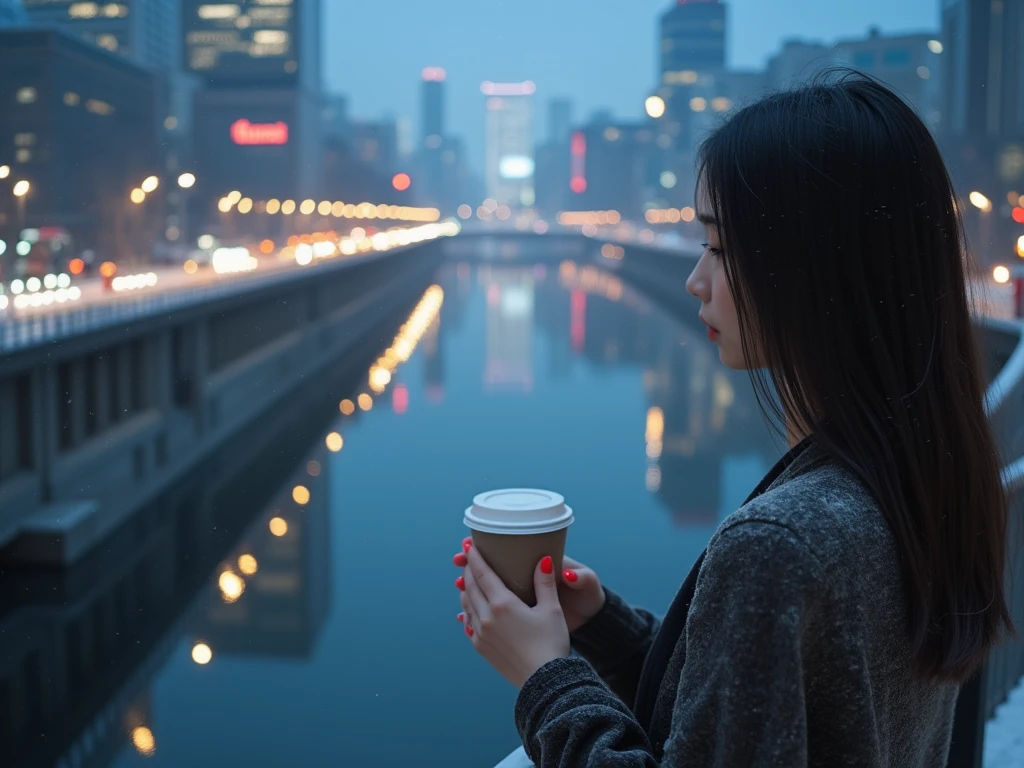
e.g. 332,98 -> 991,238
568,587 -> 662,706
661,520 -> 825,767
513,520 -> 824,767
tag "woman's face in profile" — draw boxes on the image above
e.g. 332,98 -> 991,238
685,189 -> 750,370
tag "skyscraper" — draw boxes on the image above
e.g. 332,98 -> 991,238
941,0 -> 1024,264
22,0 -> 180,71
656,0 -> 728,193
421,66 -> 445,142
547,98 -> 572,144
483,81 -> 535,207
660,0 -> 726,81
185,0 -> 324,209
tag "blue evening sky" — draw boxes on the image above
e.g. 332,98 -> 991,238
324,0 -> 938,171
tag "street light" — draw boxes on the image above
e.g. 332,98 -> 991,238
177,172 -> 196,189
12,180 -> 29,197
141,175 -> 159,194
12,179 -> 30,231
130,187 -> 146,204
0,164 -> 9,179
645,95 -> 666,119
969,191 -> 992,212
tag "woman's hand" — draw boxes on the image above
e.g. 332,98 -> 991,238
558,555 -> 607,633
452,538 -> 570,689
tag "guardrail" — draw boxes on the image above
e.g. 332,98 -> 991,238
0,249 -> 411,354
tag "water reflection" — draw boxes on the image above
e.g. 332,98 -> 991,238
0,251 -> 782,768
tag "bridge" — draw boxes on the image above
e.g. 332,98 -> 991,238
0,228 -> 1021,767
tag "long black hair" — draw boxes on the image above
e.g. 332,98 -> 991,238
697,71 -> 1014,682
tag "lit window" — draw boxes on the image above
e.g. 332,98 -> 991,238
927,40 -> 943,54
253,30 -> 288,45
15,149 -> 31,163
917,65 -> 930,80
16,87 -> 37,104
104,3 -> 127,17
69,2 -> 99,19
689,97 -> 707,112
164,116 -> 178,130
14,133 -> 35,147
64,91 -> 80,106
711,96 -> 732,112
604,127 -> 621,141
85,99 -> 115,116
197,3 -> 241,20
96,34 -> 118,52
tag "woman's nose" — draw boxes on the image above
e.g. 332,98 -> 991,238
686,256 -> 709,301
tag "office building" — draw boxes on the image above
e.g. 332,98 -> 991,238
765,39 -> 832,89
483,81 -> 535,207
534,98 -> 573,215
22,0 -> 180,71
421,65 -> 445,142
0,28 -> 159,267
0,0 -> 26,26
941,0 -> 1024,264
418,67 -> 458,209
182,0 -> 320,90
660,0 -> 726,77
547,98 -> 572,144
569,119 -> 655,220
834,29 -> 942,129
184,0 -> 324,210
658,0 -> 727,153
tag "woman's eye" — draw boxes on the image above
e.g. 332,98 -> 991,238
701,242 -> 723,257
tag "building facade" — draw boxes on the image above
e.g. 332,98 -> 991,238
483,81 -> 535,208
182,0 -> 323,215
0,29 -> 160,272
833,29 -> 942,130
941,0 -> 1024,265
22,0 -> 180,71
657,0 -> 727,153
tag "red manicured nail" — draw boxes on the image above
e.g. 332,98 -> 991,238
453,552 -> 468,567
540,556 -> 553,575
463,537 -> 473,552
457,612 -> 464,623
455,576 -> 465,591
563,569 -> 578,583
465,625 -> 474,637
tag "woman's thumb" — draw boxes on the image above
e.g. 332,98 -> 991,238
534,555 -> 559,606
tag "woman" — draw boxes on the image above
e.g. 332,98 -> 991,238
452,73 -> 1014,766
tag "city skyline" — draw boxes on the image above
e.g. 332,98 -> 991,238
325,0 -> 938,171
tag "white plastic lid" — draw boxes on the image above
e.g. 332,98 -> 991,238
464,488 -> 574,535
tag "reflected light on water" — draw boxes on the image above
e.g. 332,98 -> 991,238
269,517 -> 289,536
131,726 -> 156,757
238,554 -> 258,575
646,465 -> 662,492
191,642 -> 213,665
292,485 -> 310,505
325,432 -> 344,451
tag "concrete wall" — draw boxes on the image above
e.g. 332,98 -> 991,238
0,244 -> 443,565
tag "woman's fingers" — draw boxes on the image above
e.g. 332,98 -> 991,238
465,541 -> 509,602
463,563 -> 491,628
460,592 -> 476,637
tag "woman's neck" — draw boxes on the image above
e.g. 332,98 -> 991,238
786,414 -> 810,449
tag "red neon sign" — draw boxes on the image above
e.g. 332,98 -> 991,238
570,130 -> 587,194
230,119 -> 289,146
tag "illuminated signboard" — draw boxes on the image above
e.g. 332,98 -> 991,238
185,0 -> 297,83
230,119 -> 289,145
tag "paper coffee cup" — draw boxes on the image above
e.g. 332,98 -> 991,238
464,489 -> 574,606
